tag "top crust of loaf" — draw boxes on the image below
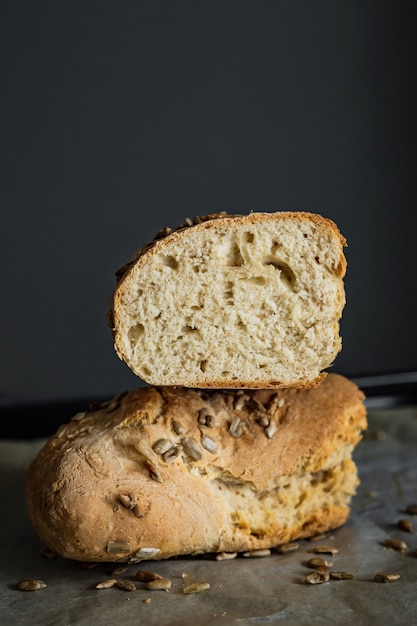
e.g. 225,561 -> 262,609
110,211 -> 347,388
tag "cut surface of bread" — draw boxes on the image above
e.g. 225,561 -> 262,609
26,374 -> 366,562
110,211 -> 347,388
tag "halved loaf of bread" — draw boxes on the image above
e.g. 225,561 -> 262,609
109,211 -> 347,388
26,374 -> 366,562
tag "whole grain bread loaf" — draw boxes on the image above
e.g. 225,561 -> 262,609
109,211 -> 347,389
26,374 -> 366,562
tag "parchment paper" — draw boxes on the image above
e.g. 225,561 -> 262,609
2,406 -> 417,625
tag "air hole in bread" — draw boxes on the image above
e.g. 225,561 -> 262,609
249,276 -> 266,285
244,232 -> 255,243
162,255 -> 179,270
128,323 -> 145,345
228,243 -> 244,267
200,359 -> 208,372
264,259 -> 296,291
182,325 -> 199,334
224,281 -> 234,304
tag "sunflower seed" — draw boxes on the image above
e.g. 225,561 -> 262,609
215,552 -> 238,561
308,534 -> 327,542
307,557 -> 333,568
71,411 -> 88,422
163,445 -> 182,462
265,421 -> 277,439
107,540 -> 132,554
242,549 -> 271,558
133,504 -> 145,518
397,519 -> 413,533
135,569 -> 164,582
183,582 -> 211,594
304,569 -> 330,584
276,542 -> 299,554
257,416 -> 270,427
330,571 -> 355,580
234,395 -> 249,411
406,504 -> 417,515
201,435 -> 218,454
17,579 -> 47,591
146,578 -> 172,591
249,397 -> 266,412
106,391 -> 128,413
383,538 -> 407,553
144,460 -> 163,483
143,598 -> 152,604
116,580 -> 137,591
134,547 -> 160,560
109,566 -> 129,575
229,417 -> 244,438
181,437 -> 203,460
173,420 -> 186,435
312,545 -> 339,556
197,408 -> 214,426
374,572 -> 400,583
152,439 -> 174,455
96,578 -> 117,589
119,493 -> 137,510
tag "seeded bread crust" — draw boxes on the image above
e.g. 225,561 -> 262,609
26,374 -> 366,562
109,211 -> 347,389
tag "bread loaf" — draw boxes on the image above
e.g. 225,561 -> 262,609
109,211 -> 347,389
26,374 -> 366,562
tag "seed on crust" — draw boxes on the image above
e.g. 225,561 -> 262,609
173,420 -> 186,435
229,417 -> 244,438
17,579 -> 47,591
152,439 -> 174,455
119,493 -> 137,510
181,437 -> 203,461
144,460 -> 163,483
163,445 -> 182,463
201,435 -> 218,454
107,540 -> 132,554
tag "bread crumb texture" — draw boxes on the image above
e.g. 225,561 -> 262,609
26,374 -> 366,562
111,212 -> 347,388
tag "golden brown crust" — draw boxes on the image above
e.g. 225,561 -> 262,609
26,374 -> 366,562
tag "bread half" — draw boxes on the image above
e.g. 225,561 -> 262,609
110,211 -> 347,388
26,374 -> 366,562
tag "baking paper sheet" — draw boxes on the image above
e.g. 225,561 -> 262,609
1,406 -> 417,625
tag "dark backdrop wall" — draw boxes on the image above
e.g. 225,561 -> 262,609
2,1 -> 416,404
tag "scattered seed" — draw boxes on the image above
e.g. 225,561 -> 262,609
41,547 -> 58,560
153,439 -> 174,455
405,504 -> 417,515
143,598 -> 151,604
374,572 -> 400,583
307,557 -> 333,568
17,579 -> 47,591
242,549 -> 271,558
215,552 -> 238,561
183,582 -> 211,594
304,569 -> 330,584
181,437 -> 203,461
398,519 -> 413,533
312,545 -> 339,556
330,571 -> 355,580
383,538 -> 407,553
201,435 -> 218,454
96,578 -> 117,589
81,561 -> 98,569
163,445 -> 182,463
229,417 -> 244,438
116,580 -> 137,591
107,540 -> 132,554
146,578 -> 172,591
276,542 -> 299,554
173,420 -> 186,435
135,570 -> 163,582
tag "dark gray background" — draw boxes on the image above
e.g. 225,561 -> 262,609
2,1 -> 416,404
